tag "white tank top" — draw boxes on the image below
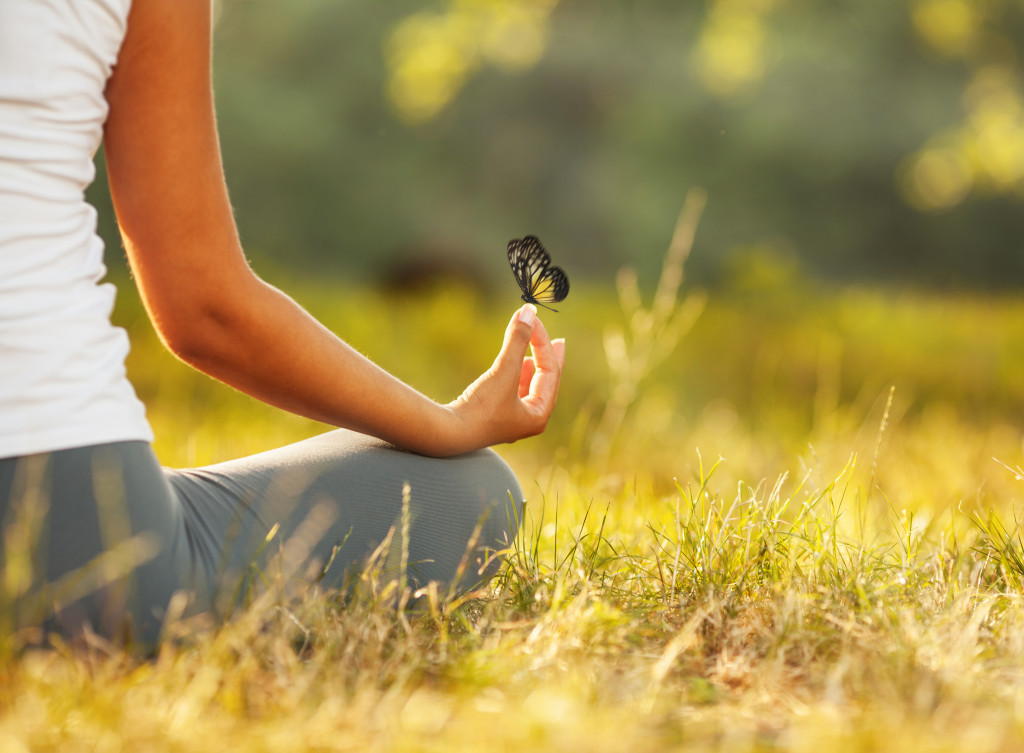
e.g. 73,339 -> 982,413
0,0 -> 153,458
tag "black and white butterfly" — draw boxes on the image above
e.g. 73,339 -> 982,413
507,235 -> 569,312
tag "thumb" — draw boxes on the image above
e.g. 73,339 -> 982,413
494,304 -> 537,372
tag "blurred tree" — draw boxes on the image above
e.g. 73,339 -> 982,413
900,0 -> 1024,211
90,0 -> 1024,290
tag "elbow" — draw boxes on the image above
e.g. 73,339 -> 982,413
126,237 -> 265,371
151,286 -> 253,372
156,304 -> 229,369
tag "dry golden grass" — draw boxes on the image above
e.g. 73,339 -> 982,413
3,225 -> 1024,750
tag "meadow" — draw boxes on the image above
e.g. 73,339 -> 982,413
2,238 -> 1024,751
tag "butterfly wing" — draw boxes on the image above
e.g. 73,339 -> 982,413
530,265 -> 570,305
507,236 -> 548,297
507,235 -> 570,310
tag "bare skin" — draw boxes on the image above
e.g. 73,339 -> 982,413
103,0 -> 565,458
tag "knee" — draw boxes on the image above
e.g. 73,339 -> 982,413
471,448 -> 524,549
408,448 -> 523,591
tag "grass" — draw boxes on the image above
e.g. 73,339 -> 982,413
3,245 -> 1024,750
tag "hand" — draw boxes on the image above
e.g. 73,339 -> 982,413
445,304 -> 566,451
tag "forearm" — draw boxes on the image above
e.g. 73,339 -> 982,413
172,274 -> 467,456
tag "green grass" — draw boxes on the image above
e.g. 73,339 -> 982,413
3,263 -> 1024,751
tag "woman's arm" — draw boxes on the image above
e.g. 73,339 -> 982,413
103,0 -> 564,457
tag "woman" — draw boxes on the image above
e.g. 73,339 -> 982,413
0,0 -> 565,645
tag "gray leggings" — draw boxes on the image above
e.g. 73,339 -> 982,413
0,430 -> 523,645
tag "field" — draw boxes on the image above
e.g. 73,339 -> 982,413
2,254 -> 1024,751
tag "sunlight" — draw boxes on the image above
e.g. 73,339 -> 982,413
385,0 -> 558,124
901,66 -> 1024,210
385,12 -> 475,124
899,145 -> 973,211
964,67 -> 1024,191
911,0 -> 980,58
693,0 -> 777,97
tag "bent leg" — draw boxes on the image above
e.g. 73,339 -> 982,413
0,442 -> 196,647
166,429 -> 524,610
0,432 -> 524,642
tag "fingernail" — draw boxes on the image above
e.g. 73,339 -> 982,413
519,304 -> 537,326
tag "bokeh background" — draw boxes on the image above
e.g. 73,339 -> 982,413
90,0 -> 1024,290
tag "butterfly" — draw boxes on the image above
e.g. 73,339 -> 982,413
507,235 -> 570,312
